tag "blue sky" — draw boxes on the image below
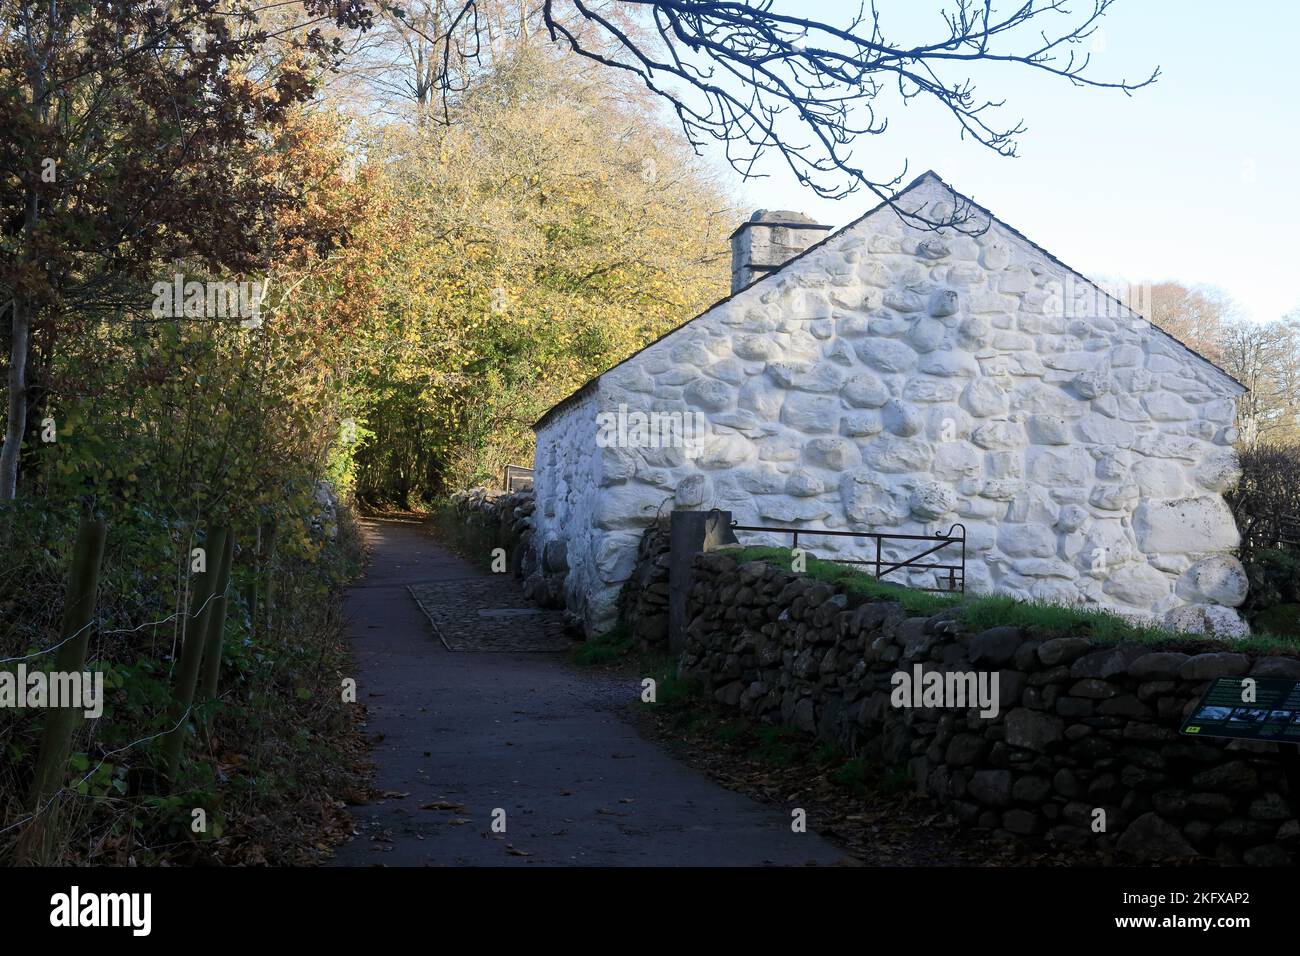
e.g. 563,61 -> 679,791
700,0 -> 1299,323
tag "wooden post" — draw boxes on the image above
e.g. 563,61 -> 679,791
161,524 -> 228,782
261,517 -> 279,639
198,530 -> 235,702
14,516 -> 107,865
242,521 -> 261,641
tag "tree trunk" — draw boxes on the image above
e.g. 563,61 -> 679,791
161,525 -> 229,783
14,516 -> 107,864
198,531 -> 235,701
0,295 -> 31,500
243,521 -> 261,641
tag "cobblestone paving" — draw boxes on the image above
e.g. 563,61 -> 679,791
408,578 -> 574,652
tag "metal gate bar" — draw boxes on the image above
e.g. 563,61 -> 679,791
729,520 -> 967,593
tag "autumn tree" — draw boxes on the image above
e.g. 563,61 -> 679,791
1217,314 -> 1300,447
1138,281 -> 1235,363
1119,279 -> 1300,447
349,48 -> 736,501
0,0 -> 371,500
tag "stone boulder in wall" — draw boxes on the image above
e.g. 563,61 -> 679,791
1134,497 -> 1239,555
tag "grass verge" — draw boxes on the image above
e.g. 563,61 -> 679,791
728,545 -> 1299,655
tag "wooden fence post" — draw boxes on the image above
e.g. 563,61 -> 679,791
198,531 -> 235,702
14,515 -> 107,865
161,524 -> 228,782
242,521 -> 261,641
261,517 -> 279,638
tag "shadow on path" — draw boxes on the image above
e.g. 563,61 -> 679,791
329,516 -> 849,866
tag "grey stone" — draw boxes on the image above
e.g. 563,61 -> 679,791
793,697 -> 816,733
543,538 -> 569,573
1249,657 -> 1300,680
1012,774 -> 1051,803
1037,637 -> 1092,667
945,733 -> 987,767
714,680 -> 744,706
1179,653 -> 1250,680
1248,792 -> 1291,821
968,769 -> 1013,807
1191,761 -> 1259,793
1214,817 -> 1276,843
1127,652 -> 1190,681
1116,812 -> 1199,861
1152,790 -> 1189,817
1187,792 -> 1234,820
1069,679 -> 1120,699
1053,768 -> 1082,799
1070,645 -> 1143,679
1005,708 -> 1064,753
1278,820 -> 1300,846
899,617 -> 935,658
1055,696 -> 1094,718
1098,695 -> 1149,718
1121,765 -> 1168,791
968,626 -> 1024,666
1243,844 -> 1294,867
998,670 -> 1028,708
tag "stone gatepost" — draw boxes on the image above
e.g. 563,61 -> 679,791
668,510 -> 739,653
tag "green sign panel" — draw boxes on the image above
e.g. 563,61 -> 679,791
1181,677 -> 1300,741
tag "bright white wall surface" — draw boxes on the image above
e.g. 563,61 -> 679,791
534,174 -> 1248,638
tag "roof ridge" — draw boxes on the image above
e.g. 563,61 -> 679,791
533,172 -> 1243,432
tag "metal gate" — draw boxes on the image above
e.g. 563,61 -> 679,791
728,520 -> 967,593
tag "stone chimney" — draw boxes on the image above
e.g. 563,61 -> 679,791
730,210 -> 831,294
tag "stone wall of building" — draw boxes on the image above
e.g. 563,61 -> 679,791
531,389 -> 620,629
679,550 -> 1299,864
533,174 -> 1249,638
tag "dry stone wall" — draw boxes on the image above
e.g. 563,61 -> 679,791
618,521 -> 672,649
681,550 -> 1300,865
445,487 -> 573,607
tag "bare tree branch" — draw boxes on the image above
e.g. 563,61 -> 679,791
382,0 -> 1157,229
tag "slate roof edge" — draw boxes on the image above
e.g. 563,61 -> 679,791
533,170 -> 1245,433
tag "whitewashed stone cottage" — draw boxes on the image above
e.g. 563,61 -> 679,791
530,172 -> 1249,638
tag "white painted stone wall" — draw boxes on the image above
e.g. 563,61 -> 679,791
533,174 -> 1249,638
532,389 -> 604,625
